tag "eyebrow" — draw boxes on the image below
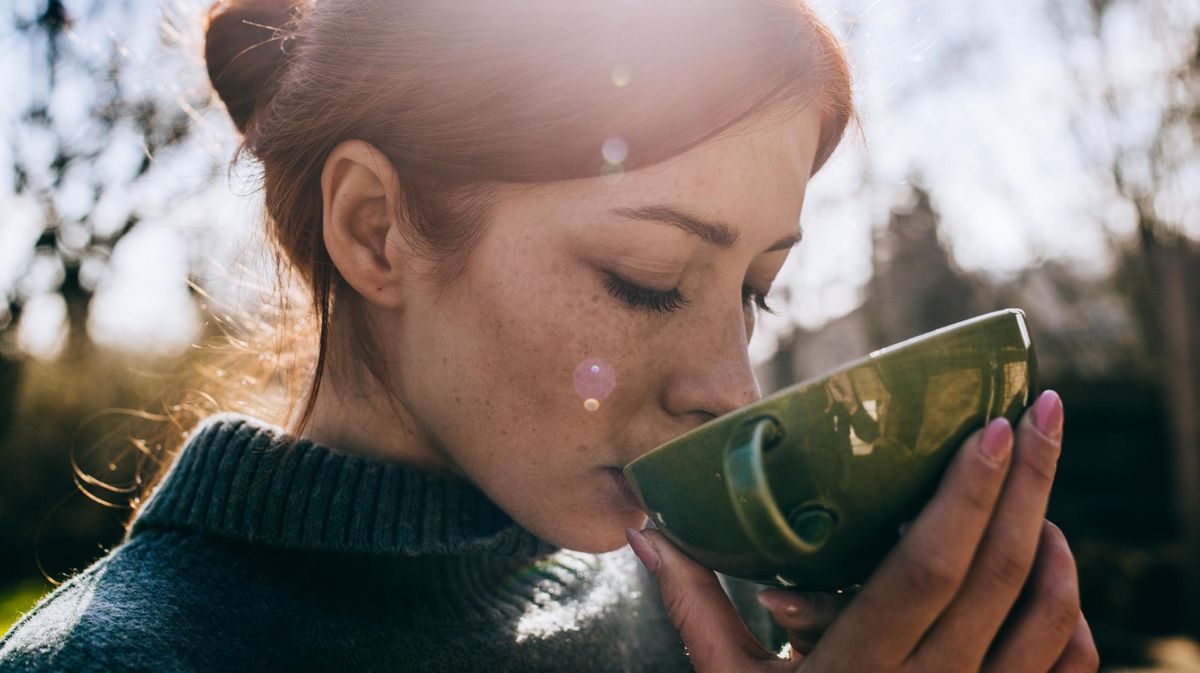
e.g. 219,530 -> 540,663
609,205 -> 803,252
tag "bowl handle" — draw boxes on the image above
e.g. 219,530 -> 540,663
724,415 -> 829,563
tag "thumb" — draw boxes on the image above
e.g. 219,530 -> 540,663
626,527 -> 777,671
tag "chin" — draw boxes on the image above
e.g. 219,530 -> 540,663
544,509 -> 649,554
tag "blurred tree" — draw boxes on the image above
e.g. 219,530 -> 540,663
1053,0 -> 1200,635
1128,224 -> 1200,636
1124,26 -> 1200,637
2,0 -> 213,380
0,0 -> 233,584
1033,0 -> 1199,637
864,182 -> 979,344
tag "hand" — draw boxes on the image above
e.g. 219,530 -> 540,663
625,390 -> 1100,672
755,587 -> 853,658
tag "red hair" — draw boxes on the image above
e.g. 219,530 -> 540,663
129,0 -> 856,518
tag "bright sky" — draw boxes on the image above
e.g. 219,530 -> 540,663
0,0 -> 1196,364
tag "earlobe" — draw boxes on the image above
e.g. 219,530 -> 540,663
320,139 -> 411,309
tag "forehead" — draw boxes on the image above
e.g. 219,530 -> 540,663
622,102 -> 822,211
490,103 -> 824,244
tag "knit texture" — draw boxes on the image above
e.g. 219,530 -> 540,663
0,412 -> 695,672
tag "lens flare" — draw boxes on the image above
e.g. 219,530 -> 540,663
574,357 -> 616,408
600,162 -> 624,185
602,136 -> 628,164
611,64 -> 631,87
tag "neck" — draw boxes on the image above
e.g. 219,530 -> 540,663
286,350 -> 465,480
128,411 -> 560,560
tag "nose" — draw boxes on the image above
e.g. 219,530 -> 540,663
660,307 -> 763,425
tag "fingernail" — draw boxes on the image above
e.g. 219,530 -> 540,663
1032,390 -> 1064,442
979,418 -> 1012,465
626,527 -> 660,574
757,589 -> 804,615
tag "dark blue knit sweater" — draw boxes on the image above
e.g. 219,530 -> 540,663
0,412 -> 696,672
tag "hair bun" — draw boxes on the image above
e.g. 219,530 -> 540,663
205,0 -> 302,133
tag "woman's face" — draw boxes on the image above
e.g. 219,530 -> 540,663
351,104 -> 824,553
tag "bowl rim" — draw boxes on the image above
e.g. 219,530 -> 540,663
625,307 -> 1031,471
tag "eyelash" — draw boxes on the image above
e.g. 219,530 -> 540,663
601,272 -> 777,316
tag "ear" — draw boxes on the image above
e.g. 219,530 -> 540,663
320,139 -> 417,309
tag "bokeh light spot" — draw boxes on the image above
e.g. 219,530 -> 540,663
600,162 -> 624,185
574,357 -> 616,402
602,137 -> 628,164
611,64 -> 631,87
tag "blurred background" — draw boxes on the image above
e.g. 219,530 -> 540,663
0,0 -> 1197,669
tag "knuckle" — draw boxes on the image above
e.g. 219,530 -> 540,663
1038,526 -> 1081,589
661,590 -> 687,625
1074,640 -> 1102,673
1035,564 -> 1082,638
1036,550 -> 1082,623
959,474 -> 1000,515
979,542 -> 1032,588
1057,616 -> 1101,673
1045,597 -> 1081,641
1017,438 -> 1061,485
661,588 -> 700,637
902,546 -> 961,597
1054,572 -> 1083,612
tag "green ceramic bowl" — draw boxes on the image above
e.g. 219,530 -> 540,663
623,308 -> 1037,591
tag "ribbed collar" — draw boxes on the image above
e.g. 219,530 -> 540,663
126,411 -> 562,560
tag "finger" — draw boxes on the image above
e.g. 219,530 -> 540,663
788,630 -> 820,658
1048,613 -> 1101,673
627,528 -> 777,671
911,390 -> 1064,669
813,418 -> 1014,668
756,588 -> 850,635
757,589 -> 852,657
981,522 -> 1081,673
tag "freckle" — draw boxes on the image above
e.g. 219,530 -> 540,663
455,395 -> 462,405
592,294 -> 600,303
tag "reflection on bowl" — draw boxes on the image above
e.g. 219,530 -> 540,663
624,308 -> 1037,590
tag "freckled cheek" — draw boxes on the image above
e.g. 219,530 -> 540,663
467,278 -> 578,414
465,261 -> 653,427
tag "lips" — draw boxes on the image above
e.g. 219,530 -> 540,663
604,467 -> 641,509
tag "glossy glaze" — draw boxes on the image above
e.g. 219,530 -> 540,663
624,309 -> 1037,590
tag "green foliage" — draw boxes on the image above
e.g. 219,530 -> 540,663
0,579 -> 52,635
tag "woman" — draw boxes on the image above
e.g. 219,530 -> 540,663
0,0 -> 1098,671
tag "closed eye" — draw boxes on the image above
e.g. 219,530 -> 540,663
601,271 -> 776,316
